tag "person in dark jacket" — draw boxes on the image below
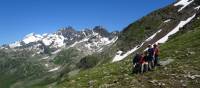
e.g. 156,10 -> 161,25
147,44 -> 155,70
132,53 -> 141,74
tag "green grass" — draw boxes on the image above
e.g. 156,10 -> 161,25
56,25 -> 200,88
53,48 -> 81,65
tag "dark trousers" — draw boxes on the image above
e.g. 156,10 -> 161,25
132,63 -> 140,74
148,56 -> 154,69
154,55 -> 159,66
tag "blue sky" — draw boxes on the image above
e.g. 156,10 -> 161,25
0,0 -> 175,45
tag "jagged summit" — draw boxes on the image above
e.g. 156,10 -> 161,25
1,26 -> 118,56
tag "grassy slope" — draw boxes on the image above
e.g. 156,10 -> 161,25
56,21 -> 200,88
0,54 -> 47,88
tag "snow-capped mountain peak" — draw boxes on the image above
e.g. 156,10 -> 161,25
9,41 -> 22,48
5,26 -> 118,56
23,33 -> 43,44
42,33 -> 65,47
21,32 -> 66,48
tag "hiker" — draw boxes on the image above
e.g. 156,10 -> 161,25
139,51 -> 148,73
132,53 -> 141,74
153,44 -> 160,66
147,44 -> 155,70
143,51 -> 149,72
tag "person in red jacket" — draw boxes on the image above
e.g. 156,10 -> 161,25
139,51 -> 148,73
153,44 -> 160,66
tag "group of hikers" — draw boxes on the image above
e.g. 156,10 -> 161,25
132,44 -> 160,74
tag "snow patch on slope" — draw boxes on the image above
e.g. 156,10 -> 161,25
48,66 -> 60,72
164,19 -> 171,23
108,37 -> 118,45
68,38 -> 89,48
41,56 -> 49,60
97,37 -> 118,52
92,29 -> 99,36
174,0 -> 194,12
82,31 -> 87,37
194,5 -> 200,10
156,14 -> 196,43
51,49 -> 62,54
84,35 -> 118,52
145,29 -> 162,42
45,64 -> 49,67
